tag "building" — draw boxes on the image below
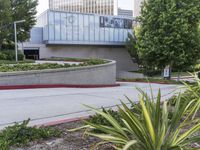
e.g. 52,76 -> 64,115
22,10 -> 138,72
49,0 -> 118,16
118,8 -> 133,18
133,0 -> 143,17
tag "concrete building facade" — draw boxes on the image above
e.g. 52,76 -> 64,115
22,10 -> 138,72
49,0 -> 118,16
133,0 -> 143,17
118,8 -> 133,18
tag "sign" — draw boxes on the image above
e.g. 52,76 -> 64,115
164,66 -> 171,79
100,16 -> 132,29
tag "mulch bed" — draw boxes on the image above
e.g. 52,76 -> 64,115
11,121 -> 114,150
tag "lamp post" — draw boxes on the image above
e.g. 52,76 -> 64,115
14,20 -> 25,62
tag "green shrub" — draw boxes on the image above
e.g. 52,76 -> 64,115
0,119 -> 61,150
0,50 -> 24,61
81,59 -> 107,66
168,75 -> 200,117
0,53 -> 7,60
88,108 -> 123,133
0,63 -> 71,72
81,87 -> 200,149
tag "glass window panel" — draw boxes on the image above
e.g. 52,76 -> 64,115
73,14 -> 79,41
119,29 -> 124,42
109,28 -> 114,42
67,13 -> 73,41
49,12 -> 54,25
83,15 -> 89,41
124,29 -> 128,41
105,28 -> 109,41
79,14 -> 84,41
55,12 -> 61,40
48,12 -> 54,40
94,16 -> 99,42
61,13 -> 67,40
89,15 -> 95,42
114,29 -> 119,42
100,28 -> 105,42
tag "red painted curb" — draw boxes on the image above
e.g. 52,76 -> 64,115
38,116 -> 89,127
0,84 -> 120,90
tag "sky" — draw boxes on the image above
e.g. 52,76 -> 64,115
37,0 -> 133,15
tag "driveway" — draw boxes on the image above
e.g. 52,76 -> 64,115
0,82 -> 180,129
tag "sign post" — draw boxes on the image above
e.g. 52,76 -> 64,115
163,65 -> 171,79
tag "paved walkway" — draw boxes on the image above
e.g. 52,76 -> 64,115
0,82 -> 181,129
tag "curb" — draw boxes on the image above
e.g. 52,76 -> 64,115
118,80 -> 178,85
38,116 -> 89,127
0,84 -> 120,90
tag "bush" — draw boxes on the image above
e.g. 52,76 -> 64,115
81,59 -> 107,66
0,50 -> 24,61
0,63 -> 71,72
168,75 -> 200,117
88,108 -> 123,133
0,119 -> 61,150
81,86 -> 200,149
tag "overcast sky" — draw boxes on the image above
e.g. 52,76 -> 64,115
37,0 -> 133,15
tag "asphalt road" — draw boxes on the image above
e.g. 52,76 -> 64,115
0,82 -> 180,129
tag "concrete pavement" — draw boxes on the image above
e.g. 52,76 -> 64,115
0,82 -> 181,129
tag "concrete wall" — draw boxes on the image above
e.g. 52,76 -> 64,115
38,44 -> 138,72
133,0 -> 143,17
0,60 -> 116,86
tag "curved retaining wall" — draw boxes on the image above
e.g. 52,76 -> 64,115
0,60 -> 116,86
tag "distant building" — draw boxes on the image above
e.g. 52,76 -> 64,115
133,0 -> 143,17
49,0 -> 118,16
22,10 -> 138,72
118,8 -> 133,18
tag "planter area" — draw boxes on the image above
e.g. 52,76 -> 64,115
0,59 -> 117,87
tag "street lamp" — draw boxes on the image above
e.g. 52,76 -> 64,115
14,20 -> 25,62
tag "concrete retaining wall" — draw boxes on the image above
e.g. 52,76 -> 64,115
21,44 -> 138,72
0,60 -> 116,86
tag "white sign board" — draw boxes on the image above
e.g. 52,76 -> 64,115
164,66 -> 170,78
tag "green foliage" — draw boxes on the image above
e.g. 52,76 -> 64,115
81,59 -> 107,66
0,59 -> 34,64
0,58 -> 107,72
88,108 -> 123,133
169,75 -> 200,117
10,0 -> 38,42
126,33 -> 139,64
0,0 -> 38,50
0,63 -> 70,72
0,119 -> 61,150
0,50 -> 24,61
0,0 -> 12,50
119,77 -> 183,85
138,0 -> 200,71
83,87 -> 200,149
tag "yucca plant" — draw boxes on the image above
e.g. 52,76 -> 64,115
81,87 -> 200,150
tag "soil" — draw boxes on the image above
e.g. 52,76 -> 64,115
10,121 -> 114,150
10,114 -> 200,150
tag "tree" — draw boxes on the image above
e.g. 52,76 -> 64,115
0,0 -> 12,50
126,26 -> 141,65
10,0 -> 38,43
0,0 -> 38,50
138,0 -> 200,75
